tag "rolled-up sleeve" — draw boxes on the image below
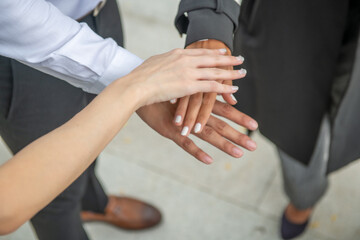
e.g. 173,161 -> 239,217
0,0 -> 142,94
175,0 -> 240,51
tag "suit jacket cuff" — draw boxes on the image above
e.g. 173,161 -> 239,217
175,0 -> 240,51
187,9 -> 234,51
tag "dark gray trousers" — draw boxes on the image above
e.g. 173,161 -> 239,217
0,0 -> 123,239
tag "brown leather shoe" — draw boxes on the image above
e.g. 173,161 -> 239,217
81,195 -> 162,230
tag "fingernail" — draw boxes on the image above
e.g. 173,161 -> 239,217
219,48 -> 227,54
250,120 -> 258,129
231,94 -> 237,103
236,55 -> 244,62
232,147 -> 243,157
194,123 -> 202,133
170,99 -> 177,104
175,115 -> 182,124
247,140 -> 257,150
203,155 -> 213,164
181,126 -> 189,136
239,68 -> 247,76
231,86 -> 239,92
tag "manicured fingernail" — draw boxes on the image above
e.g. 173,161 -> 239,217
181,126 -> 189,136
203,155 -> 213,164
247,140 -> 257,150
170,99 -> 177,104
194,123 -> 202,133
250,120 -> 258,129
232,147 -> 243,157
175,115 -> 182,124
231,94 -> 237,103
231,86 -> 239,92
236,55 -> 244,62
219,48 -> 227,54
239,68 -> 247,76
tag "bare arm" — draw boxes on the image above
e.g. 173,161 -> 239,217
0,77 -> 138,234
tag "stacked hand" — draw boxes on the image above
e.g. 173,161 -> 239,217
170,40 -> 244,137
137,101 -> 257,164
125,47 -> 257,164
126,48 -> 244,107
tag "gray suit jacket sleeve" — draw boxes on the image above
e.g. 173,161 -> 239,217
175,0 -> 240,51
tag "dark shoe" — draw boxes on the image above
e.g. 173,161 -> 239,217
81,195 -> 162,230
280,211 -> 309,239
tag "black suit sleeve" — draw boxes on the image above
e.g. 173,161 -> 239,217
175,0 -> 240,51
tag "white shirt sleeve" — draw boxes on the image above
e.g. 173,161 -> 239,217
0,0 -> 143,94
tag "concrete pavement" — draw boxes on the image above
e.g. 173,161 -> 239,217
1,0 -> 360,239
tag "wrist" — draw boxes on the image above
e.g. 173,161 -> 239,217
109,76 -> 142,111
112,74 -> 153,110
188,39 -> 231,55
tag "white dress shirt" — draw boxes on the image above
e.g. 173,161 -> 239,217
0,0 -> 143,94
49,0 -> 101,19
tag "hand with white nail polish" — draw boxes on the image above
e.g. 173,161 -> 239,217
126,48 -> 244,108
137,100 -> 258,165
173,39 -> 246,137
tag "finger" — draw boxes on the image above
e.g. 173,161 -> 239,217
192,81 -> 239,95
195,125 -> 244,158
173,96 -> 190,126
221,80 -> 237,105
212,101 -> 258,131
207,116 -> 257,151
172,133 -> 214,164
193,55 -> 244,68
198,68 -> 247,81
193,92 -> 217,134
181,93 -> 203,136
181,48 -> 228,56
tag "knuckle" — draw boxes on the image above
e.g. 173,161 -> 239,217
224,141 -> 234,152
232,70 -> 240,79
237,114 -> 245,123
202,94 -> 216,105
213,55 -> 222,64
172,48 -> 183,55
185,84 -> 195,94
181,138 -> 193,149
184,117 -> 196,126
201,49 -> 211,54
182,67 -> 195,79
202,98 -> 212,106
215,121 -> 227,132
192,93 -> 203,102
238,134 -> 251,146
202,127 -> 214,137
194,150 -> 203,160
221,103 -> 233,115
209,81 -> 219,92
213,68 -> 222,76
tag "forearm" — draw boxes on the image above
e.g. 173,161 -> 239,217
0,77 -> 140,234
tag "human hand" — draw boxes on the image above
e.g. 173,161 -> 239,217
171,39 -> 245,136
124,48 -> 244,108
136,100 -> 258,164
